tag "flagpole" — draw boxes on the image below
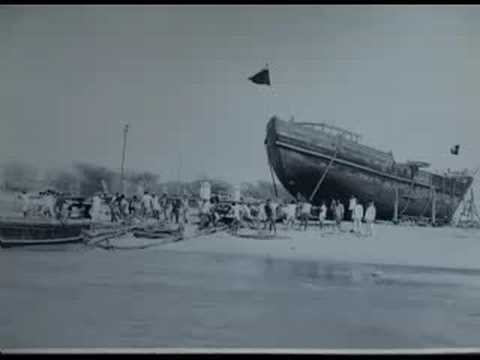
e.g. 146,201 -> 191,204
249,63 -> 279,200
120,124 -> 129,195
177,115 -> 183,196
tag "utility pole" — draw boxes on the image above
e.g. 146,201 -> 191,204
120,124 -> 129,195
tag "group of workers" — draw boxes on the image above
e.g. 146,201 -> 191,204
200,194 -> 377,237
18,189 -> 69,220
89,191 -> 190,224
18,188 -> 377,236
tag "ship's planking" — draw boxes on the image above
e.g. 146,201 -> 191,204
265,116 -> 473,223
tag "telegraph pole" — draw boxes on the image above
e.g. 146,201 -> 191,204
120,124 -> 129,195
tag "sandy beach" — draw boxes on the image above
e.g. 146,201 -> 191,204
2,220 -> 480,348
165,222 -> 480,272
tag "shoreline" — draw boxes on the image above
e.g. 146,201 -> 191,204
162,222 -> 480,272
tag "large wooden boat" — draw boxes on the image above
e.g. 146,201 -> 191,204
265,116 -> 474,223
0,217 -> 91,247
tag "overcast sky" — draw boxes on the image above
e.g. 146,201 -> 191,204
1,5 -> 479,184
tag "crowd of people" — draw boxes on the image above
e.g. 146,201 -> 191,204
198,194 -> 377,237
88,191 -> 190,224
17,187 -> 377,236
17,189 -> 191,225
18,189 -> 70,220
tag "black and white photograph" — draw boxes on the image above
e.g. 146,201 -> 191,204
1,4 -> 480,353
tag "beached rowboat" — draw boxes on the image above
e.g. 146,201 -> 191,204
0,217 -> 90,247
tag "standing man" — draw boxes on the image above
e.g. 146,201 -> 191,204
231,201 -> 241,235
151,193 -> 161,220
285,200 -> 297,229
300,198 -> 312,231
45,191 -> 57,218
142,191 -> 152,218
19,191 -> 30,218
241,201 -> 253,226
129,195 -> 137,216
329,199 -> 337,221
364,201 -> 377,237
160,193 -> 168,221
335,200 -> 345,232
200,199 -> 211,228
181,194 -> 189,224
108,194 -> 119,223
348,195 -> 357,232
319,201 -> 327,232
171,197 -> 180,224
120,194 -> 129,219
90,192 -> 103,222
353,201 -> 364,235
264,199 -> 276,234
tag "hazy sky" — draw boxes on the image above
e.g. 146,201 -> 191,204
1,5 -> 480,184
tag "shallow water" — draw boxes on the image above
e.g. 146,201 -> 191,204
2,244 -> 480,349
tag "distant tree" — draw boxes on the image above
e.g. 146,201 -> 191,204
1,162 -> 39,192
125,171 -> 160,192
74,162 -> 117,197
241,180 -> 293,202
45,170 -> 78,194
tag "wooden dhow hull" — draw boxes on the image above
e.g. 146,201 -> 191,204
0,218 -> 90,247
265,117 -> 473,223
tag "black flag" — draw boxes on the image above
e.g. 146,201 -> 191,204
450,144 -> 460,155
248,67 -> 271,86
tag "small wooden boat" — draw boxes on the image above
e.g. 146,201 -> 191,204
0,217 -> 90,247
95,234 -> 183,250
132,223 -> 182,239
132,230 -> 180,239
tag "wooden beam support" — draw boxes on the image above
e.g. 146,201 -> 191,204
393,186 -> 399,224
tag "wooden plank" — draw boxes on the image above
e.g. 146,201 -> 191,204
393,186 -> 399,224
432,187 -> 437,225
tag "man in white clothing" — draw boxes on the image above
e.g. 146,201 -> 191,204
44,191 -> 56,218
348,195 -> 357,232
151,193 -> 161,220
364,201 -> 377,237
300,199 -> 312,231
142,191 -> 153,218
19,191 -> 30,218
231,202 -> 242,234
90,193 -> 103,222
319,201 -> 327,232
353,201 -> 364,235
285,200 -> 297,229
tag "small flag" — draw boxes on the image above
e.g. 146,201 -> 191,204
248,67 -> 271,86
450,145 -> 460,155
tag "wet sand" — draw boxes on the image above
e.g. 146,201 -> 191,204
1,222 -> 480,349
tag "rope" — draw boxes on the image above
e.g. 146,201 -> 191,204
309,140 -> 339,203
265,143 -> 279,199
268,159 -> 279,199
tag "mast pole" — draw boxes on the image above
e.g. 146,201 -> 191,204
120,124 -> 129,195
